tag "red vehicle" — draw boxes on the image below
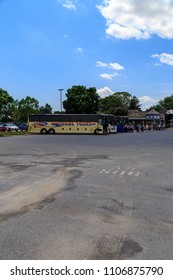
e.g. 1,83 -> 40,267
0,125 -> 6,132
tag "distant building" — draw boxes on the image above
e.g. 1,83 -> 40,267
128,109 -> 165,129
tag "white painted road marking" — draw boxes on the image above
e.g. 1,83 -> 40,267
99,167 -> 141,177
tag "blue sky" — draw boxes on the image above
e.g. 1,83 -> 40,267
0,0 -> 173,111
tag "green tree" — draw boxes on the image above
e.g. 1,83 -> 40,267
0,99 -> 20,122
99,92 -> 132,115
158,94 -> 173,110
129,95 -> 141,110
146,94 -> 173,112
63,85 -> 100,113
39,103 -> 52,113
0,88 -> 14,118
18,96 -> 39,122
10,100 -> 20,121
115,92 -> 132,108
146,105 -> 163,112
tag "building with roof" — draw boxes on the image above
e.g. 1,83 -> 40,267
128,109 -> 165,129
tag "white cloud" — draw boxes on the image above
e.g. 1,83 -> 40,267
139,95 -> 157,109
109,62 -> 124,70
96,61 -> 124,70
97,61 -> 123,80
97,0 -> 173,39
96,61 -> 108,68
100,73 -> 119,80
64,34 -> 70,38
97,87 -> 114,98
139,96 -> 156,103
151,53 -> 173,66
76,47 -> 83,52
61,0 -> 77,10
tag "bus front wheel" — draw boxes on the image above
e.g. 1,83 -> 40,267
94,129 -> 99,135
49,128 -> 55,134
41,128 -> 47,134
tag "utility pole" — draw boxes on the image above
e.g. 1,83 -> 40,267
58,88 -> 63,112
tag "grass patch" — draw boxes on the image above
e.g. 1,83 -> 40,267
0,131 -> 30,137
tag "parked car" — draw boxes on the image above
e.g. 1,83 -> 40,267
0,125 -> 6,132
18,123 -> 28,131
2,123 -> 19,132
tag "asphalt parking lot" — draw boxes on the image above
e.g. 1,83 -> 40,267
0,131 -> 173,259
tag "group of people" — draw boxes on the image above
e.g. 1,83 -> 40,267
117,123 -> 133,133
117,122 -> 163,133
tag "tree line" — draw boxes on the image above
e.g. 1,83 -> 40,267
0,86 -> 173,123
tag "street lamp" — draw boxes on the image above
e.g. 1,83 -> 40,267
58,88 -> 64,112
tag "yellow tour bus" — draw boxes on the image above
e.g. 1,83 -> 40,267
28,113 -> 113,135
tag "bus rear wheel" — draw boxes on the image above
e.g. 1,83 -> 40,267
41,128 -> 47,134
49,128 -> 55,134
94,129 -> 99,135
